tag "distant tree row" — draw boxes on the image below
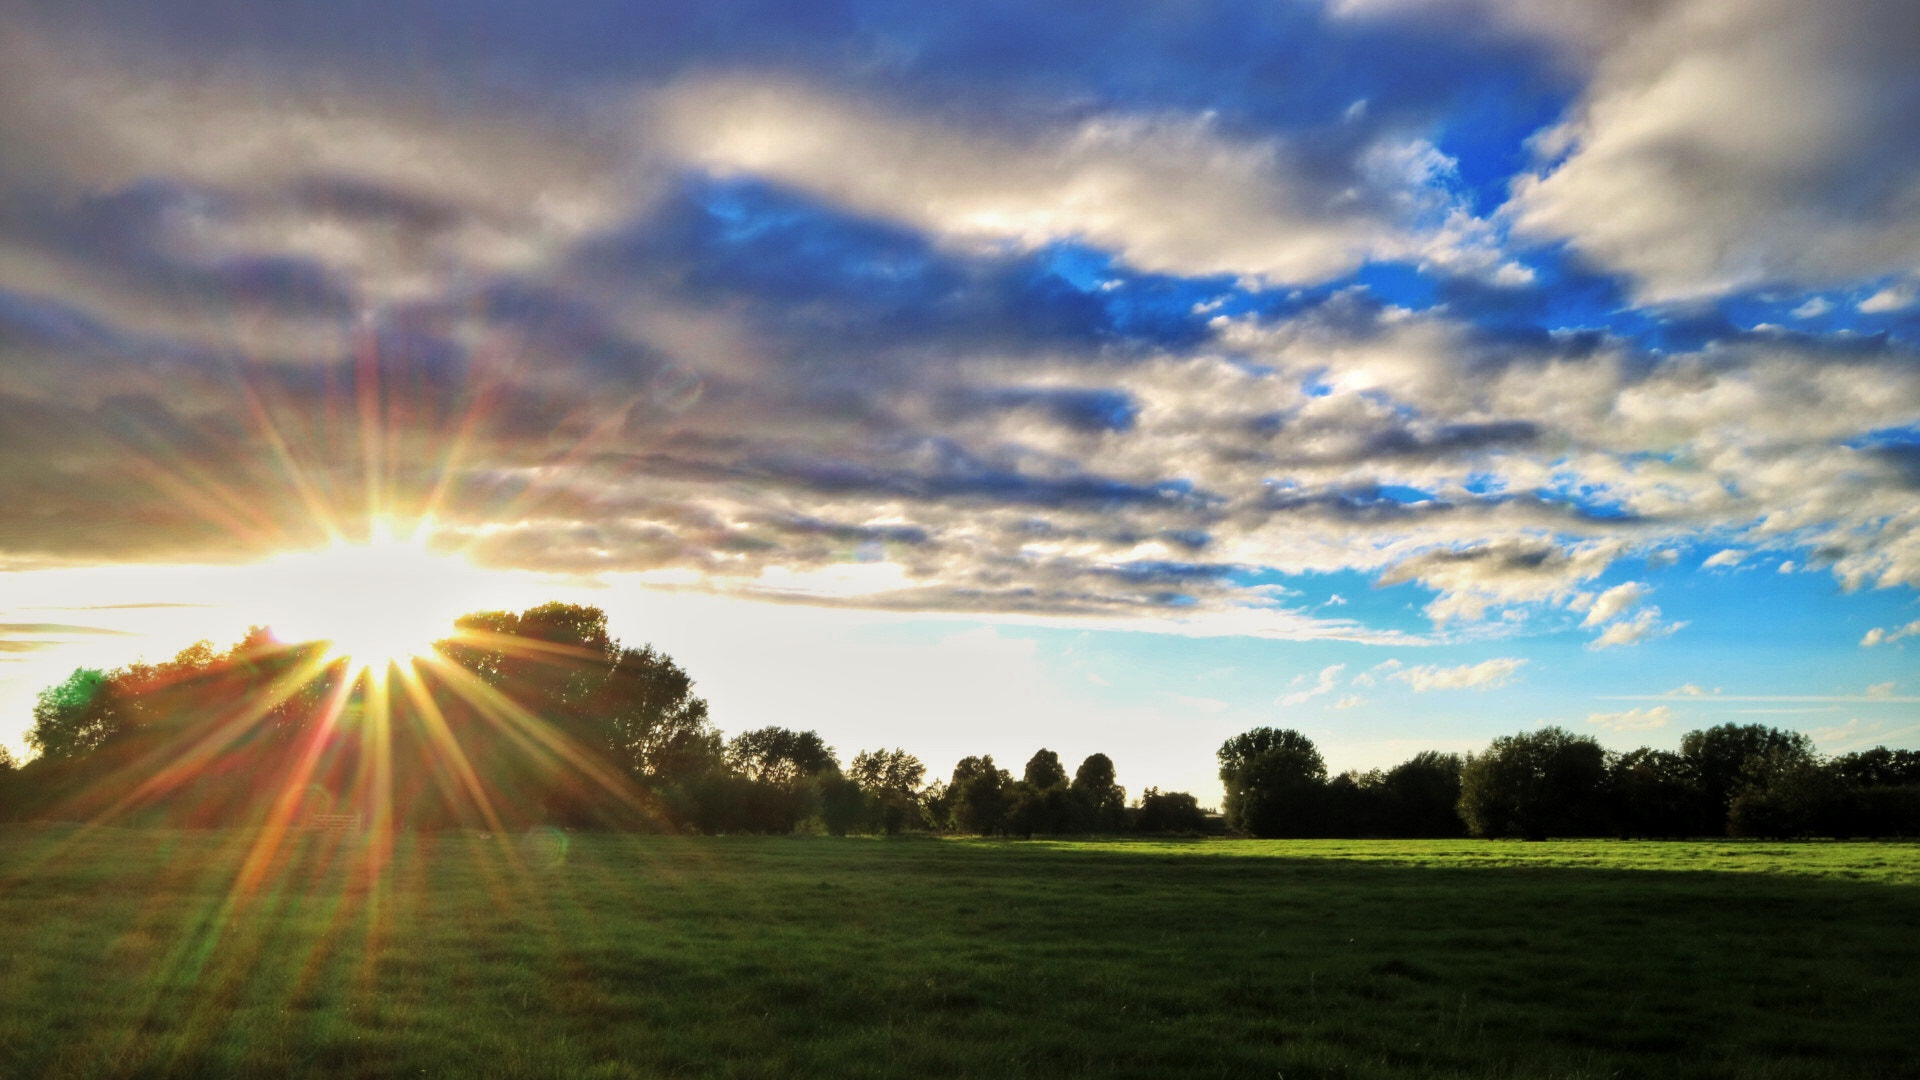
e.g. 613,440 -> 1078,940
1218,725 -> 1920,840
7,607 -> 1916,840
0,604 -> 1217,836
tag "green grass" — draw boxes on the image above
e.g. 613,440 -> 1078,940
2,828 -> 1917,1078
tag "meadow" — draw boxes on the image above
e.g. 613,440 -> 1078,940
2,827 -> 1916,1079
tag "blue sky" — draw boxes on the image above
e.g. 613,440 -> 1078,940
1,0 -> 1917,800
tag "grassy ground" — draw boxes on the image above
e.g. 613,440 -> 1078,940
1,828 -> 1916,1079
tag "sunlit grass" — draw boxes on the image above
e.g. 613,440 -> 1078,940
2,831 -> 1916,1078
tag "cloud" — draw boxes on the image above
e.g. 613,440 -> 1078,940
1587,704 -> 1672,732
1379,539 -> 1623,623
1589,607 -> 1685,649
1351,659 -> 1403,688
1859,283 -> 1916,313
0,2 -> 1916,651
1602,688 -> 1920,704
1278,664 -> 1347,707
1702,549 -> 1746,569
1579,581 -> 1647,627
655,75 -> 1512,287
1861,619 -> 1920,647
1333,695 -> 1366,710
1392,657 -> 1526,692
1495,0 -> 1920,302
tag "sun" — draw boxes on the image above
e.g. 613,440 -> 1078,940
257,523 -> 490,673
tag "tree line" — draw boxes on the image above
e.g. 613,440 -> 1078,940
0,603 -> 1213,836
1218,724 -> 1920,840
5,602 -> 1915,839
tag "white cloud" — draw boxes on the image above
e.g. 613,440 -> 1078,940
1702,549 -> 1746,569
1589,607 -> 1685,649
1791,298 -> 1833,319
1392,657 -> 1527,692
1333,695 -> 1366,710
1379,539 -> 1623,624
1859,283 -> 1917,313
1580,581 -> 1647,627
1351,659 -> 1403,688
1278,664 -> 1348,707
654,76 -> 1510,287
1497,0 -> 1920,302
1861,619 -> 1920,647
1587,704 -> 1673,732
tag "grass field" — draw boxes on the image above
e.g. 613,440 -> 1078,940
2,827 -> 1916,1078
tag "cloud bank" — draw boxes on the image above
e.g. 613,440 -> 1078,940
0,1 -> 1915,653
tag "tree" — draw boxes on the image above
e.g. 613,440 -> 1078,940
1380,752 -> 1467,838
726,727 -> 838,786
1680,723 -> 1816,827
1023,748 -> 1069,790
1609,748 -> 1709,838
1323,769 -> 1389,837
1457,727 -> 1608,839
850,748 -> 926,835
724,727 -> 840,834
27,668 -> 119,761
1006,748 -> 1074,835
947,755 -> 1012,834
1728,756 -> 1852,839
1218,728 -> 1327,837
1069,753 -> 1127,832
1134,787 -> 1208,833
1831,747 -> 1920,788
602,643 -> 717,783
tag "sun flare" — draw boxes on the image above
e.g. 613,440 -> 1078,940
257,524 -> 490,673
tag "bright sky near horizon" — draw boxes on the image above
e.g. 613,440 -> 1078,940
2,1 -> 1918,803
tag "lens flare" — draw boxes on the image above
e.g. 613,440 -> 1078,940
258,522 -> 487,674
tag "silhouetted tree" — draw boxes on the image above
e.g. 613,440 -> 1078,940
1134,787 -> 1208,833
947,755 -> 1012,834
1458,727 -> 1608,839
1608,747 -> 1710,838
1023,749 -> 1069,790
1069,753 -> 1127,832
1323,769 -> 1389,837
1680,723 -> 1816,829
1831,747 -> 1920,788
1218,728 -> 1327,837
1381,752 -> 1467,837
1728,756 -> 1853,838
722,727 -> 841,833
849,748 -> 927,835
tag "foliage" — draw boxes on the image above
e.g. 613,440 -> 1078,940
1132,787 -> 1208,833
1218,728 -> 1327,838
947,755 -> 1013,834
1457,727 -> 1608,839
1069,752 -> 1128,831
1680,722 -> 1817,814
14,615 -> 1920,841
849,748 -> 927,835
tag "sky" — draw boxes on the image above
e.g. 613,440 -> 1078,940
1,0 -> 1918,803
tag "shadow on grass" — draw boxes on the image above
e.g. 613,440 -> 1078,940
2,829 -> 1916,1079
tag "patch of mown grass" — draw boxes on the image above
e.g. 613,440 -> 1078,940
2,828 -> 1916,1078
